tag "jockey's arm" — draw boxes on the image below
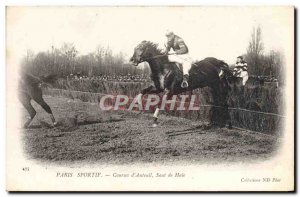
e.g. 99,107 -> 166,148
164,41 -> 172,54
235,65 -> 244,69
234,65 -> 242,74
242,63 -> 248,71
235,62 -> 247,70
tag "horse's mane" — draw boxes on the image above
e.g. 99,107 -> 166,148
137,40 -> 190,82
139,40 -> 164,55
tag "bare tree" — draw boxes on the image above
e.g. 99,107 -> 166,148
246,26 -> 264,75
247,26 -> 264,55
21,43 -> 150,78
60,43 -> 78,74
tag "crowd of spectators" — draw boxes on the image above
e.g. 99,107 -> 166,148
249,75 -> 279,83
258,76 -> 279,83
247,75 -> 280,88
66,73 -> 151,82
65,72 -> 280,86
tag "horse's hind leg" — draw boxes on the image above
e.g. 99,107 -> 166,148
33,96 -> 57,126
19,93 -> 36,128
209,82 -> 231,129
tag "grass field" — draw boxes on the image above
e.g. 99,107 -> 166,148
21,96 -> 280,165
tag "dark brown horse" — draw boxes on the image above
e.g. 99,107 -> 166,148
18,72 -> 57,128
130,41 -> 233,129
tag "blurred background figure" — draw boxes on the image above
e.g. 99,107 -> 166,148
233,56 -> 249,86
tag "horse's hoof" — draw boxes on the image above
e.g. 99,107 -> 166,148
23,123 -> 31,129
53,122 -> 58,126
152,123 -> 158,128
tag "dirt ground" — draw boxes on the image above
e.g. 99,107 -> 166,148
21,96 -> 280,166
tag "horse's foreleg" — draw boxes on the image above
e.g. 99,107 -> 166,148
152,108 -> 160,127
141,85 -> 155,95
141,85 -> 163,95
34,96 -> 57,126
137,85 -> 163,114
140,84 -> 164,127
151,89 -> 173,128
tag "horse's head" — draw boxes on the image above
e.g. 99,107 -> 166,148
130,41 -> 162,66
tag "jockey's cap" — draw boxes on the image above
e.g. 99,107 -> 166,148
237,56 -> 243,60
165,30 -> 174,37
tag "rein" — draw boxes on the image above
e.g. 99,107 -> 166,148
142,54 -> 170,61
141,52 -> 207,76
140,45 -> 175,61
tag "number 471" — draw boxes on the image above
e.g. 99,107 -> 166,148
22,167 -> 29,171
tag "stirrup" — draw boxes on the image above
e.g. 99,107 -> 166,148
181,80 -> 189,88
181,74 -> 189,88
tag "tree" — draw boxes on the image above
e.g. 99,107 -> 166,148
263,50 -> 283,79
60,43 -> 78,74
246,26 -> 264,75
21,43 -> 150,78
20,49 -> 35,73
247,26 -> 264,56
245,26 -> 284,80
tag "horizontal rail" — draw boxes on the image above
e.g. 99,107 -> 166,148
46,88 -> 285,118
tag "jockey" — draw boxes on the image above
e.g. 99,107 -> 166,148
234,56 -> 248,76
164,30 -> 192,88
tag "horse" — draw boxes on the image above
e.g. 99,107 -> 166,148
18,72 -> 58,128
130,41 -> 233,129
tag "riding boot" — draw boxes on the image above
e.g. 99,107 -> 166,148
181,74 -> 189,88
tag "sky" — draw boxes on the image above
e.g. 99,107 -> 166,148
6,6 -> 293,66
